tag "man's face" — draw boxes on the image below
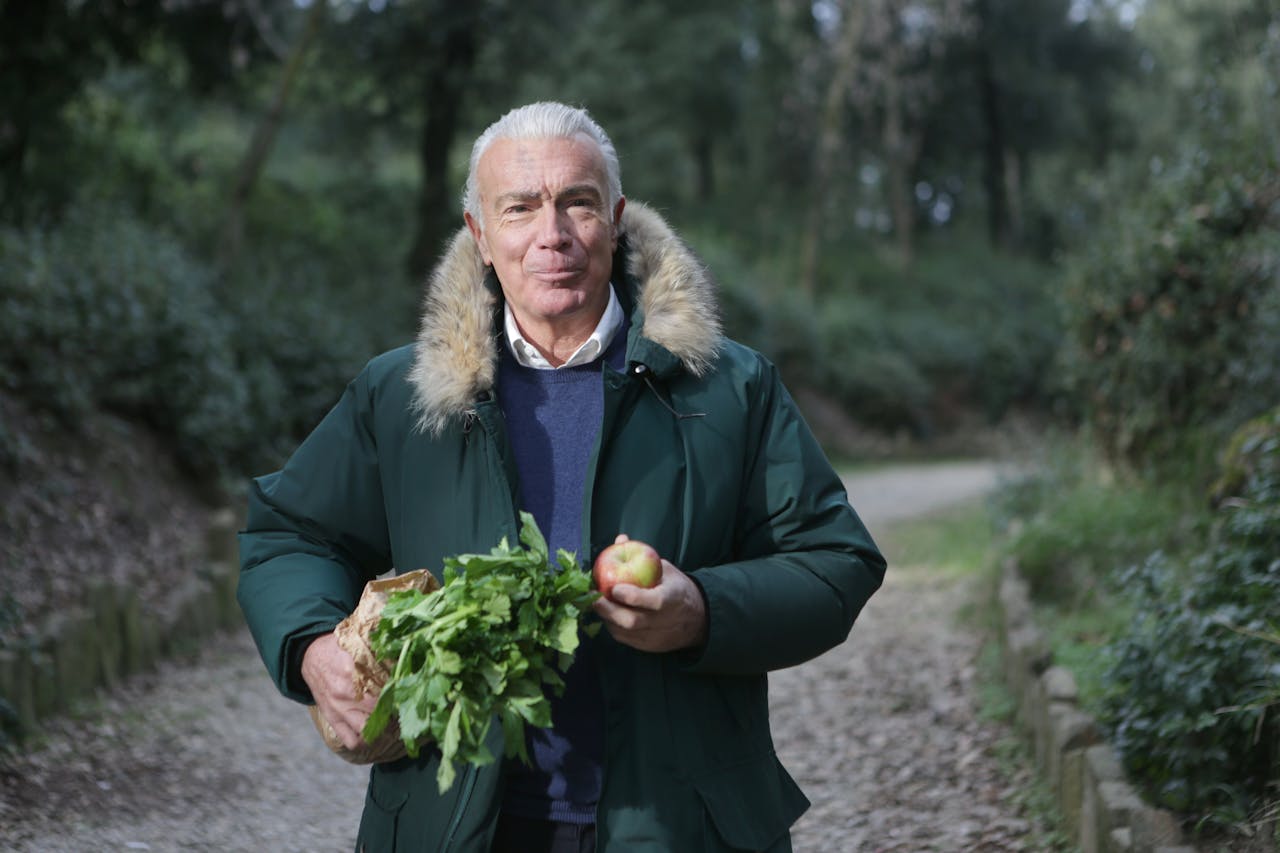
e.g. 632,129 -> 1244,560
465,134 -> 625,336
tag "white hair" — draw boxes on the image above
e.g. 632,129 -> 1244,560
462,102 -> 623,222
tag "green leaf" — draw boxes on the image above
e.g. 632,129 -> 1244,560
484,592 -> 512,621
442,701 -> 463,760
501,707 -> 529,763
434,649 -> 464,674
426,672 -> 450,704
552,617 -> 580,654
399,684 -> 434,744
556,548 -> 579,572
518,510 -> 548,560
479,660 -> 506,694
362,686 -> 396,742
435,754 -> 457,794
513,694 -> 552,728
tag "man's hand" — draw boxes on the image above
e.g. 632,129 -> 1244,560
301,632 -> 378,750
592,536 -> 708,653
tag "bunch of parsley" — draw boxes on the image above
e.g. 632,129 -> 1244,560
362,512 -> 599,792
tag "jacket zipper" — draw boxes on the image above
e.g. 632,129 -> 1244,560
440,399 -> 512,851
440,764 -> 478,851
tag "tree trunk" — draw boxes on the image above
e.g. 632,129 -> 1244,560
798,0 -> 864,298
219,0 -> 326,269
0,108 -> 31,226
0,0 -> 60,224
973,0 -> 1013,250
881,10 -> 917,269
405,6 -> 481,284
1005,144 -> 1025,245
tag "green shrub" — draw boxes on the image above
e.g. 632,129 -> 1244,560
709,230 -> 1062,437
0,205 -> 239,468
1057,155 -> 1280,467
1100,407 -> 1280,829
0,204 -> 380,476
225,274 -> 393,466
993,439 -> 1204,603
811,300 -> 937,434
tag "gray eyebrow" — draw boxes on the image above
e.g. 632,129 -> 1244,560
494,190 -> 541,206
493,185 -> 603,209
557,184 -> 604,202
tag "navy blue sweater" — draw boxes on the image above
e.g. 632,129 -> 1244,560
496,329 -> 627,824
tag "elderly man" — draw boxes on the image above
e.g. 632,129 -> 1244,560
238,102 -> 885,853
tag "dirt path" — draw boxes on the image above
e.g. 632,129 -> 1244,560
778,463 -> 1041,851
0,461 -> 1041,852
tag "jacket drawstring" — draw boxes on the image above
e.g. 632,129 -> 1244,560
629,363 -> 706,420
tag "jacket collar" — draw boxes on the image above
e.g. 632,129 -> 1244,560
408,202 -> 723,435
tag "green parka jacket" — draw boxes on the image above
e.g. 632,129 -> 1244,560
237,203 -> 886,853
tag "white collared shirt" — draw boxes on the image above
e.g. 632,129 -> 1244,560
503,285 -> 624,370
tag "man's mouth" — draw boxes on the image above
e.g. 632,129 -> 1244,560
531,268 -> 583,282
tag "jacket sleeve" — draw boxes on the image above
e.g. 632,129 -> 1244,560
236,366 -> 393,703
684,360 -> 886,675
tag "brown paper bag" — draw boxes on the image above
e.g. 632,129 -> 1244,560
308,568 -> 441,764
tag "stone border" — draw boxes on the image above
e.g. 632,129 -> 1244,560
0,508 -> 241,736
996,559 -> 1196,853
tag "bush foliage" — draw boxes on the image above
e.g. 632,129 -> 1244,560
993,442 -> 1201,604
0,205 -> 378,476
1099,407 -> 1280,827
1013,148 -> 1280,832
1057,156 -> 1280,466
709,231 -> 1061,437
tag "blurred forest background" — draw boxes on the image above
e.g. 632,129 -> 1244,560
0,0 -> 1275,474
1,0 -> 1278,843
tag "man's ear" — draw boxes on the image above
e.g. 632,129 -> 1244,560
610,197 -> 626,251
464,212 -> 492,266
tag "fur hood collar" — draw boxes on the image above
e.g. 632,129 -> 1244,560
408,202 -> 723,435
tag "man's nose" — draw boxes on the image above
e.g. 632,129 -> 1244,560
535,206 -> 572,248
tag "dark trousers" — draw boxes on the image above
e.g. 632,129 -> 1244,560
490,813 -> 597,853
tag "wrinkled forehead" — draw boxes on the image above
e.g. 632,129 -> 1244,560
475,133 -> 609,202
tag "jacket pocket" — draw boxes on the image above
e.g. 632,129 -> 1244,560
356,766 -> 409,853
354,751 -> 505,853
691,754 -> 808,852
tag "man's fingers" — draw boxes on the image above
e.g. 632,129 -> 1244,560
302,632 -> 379,748
319,691 -> 378,750
592,595 -> 632,630
605,582 -> 663,610
591,559 -> 707,653
605,559 -> 677,607
328,714 -> 364,750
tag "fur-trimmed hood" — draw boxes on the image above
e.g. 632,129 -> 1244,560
408,202 -> 723,435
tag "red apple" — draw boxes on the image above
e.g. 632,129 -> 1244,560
592,539 -> 662,600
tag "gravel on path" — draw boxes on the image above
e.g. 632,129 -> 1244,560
0,461 -> 1041,852
772,564 -> 1043,852
0,631 -> 368,851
